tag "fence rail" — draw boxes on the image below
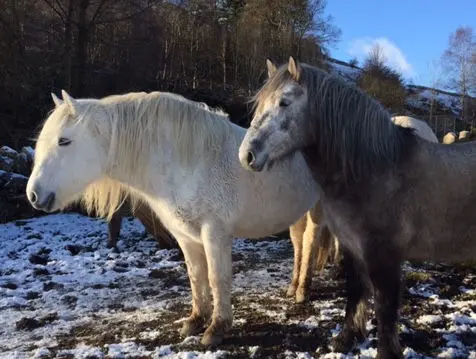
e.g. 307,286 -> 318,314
418,115 -> 475,140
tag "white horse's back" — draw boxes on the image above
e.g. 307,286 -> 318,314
391,116 -> 438,143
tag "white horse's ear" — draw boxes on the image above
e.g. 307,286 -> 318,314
51,93 -> 63,107
266,59 -> 277,78
288,56 -> 301,81
61,89 -> 79,114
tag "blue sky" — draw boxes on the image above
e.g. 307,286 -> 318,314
325,0 -> 475,88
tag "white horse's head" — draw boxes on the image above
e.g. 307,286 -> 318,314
26,90 -> 109,212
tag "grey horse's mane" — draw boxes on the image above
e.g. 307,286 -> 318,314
254,63 -> 417,184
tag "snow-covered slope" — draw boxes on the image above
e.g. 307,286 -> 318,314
326,58 -> 465,117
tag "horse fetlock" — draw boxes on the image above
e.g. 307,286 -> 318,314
331,328 -> 359,354
376,335 -> 402,359
180,315 -> 207,337
375,349 -> 403,359
200,317 -> 231,346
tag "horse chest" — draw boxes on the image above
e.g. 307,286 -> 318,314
321,202 -> 365,261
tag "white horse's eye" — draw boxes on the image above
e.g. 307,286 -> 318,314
58,137 -> 72,147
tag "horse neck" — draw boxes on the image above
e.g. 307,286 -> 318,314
101,108 -> 168,195
104,105 -> 244,198
307,114 -> 416,191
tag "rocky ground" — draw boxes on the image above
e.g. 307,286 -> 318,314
1,214 -> 476,358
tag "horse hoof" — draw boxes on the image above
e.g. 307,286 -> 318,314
200,318 -> 231,346
286,284 -> 297,297
295,287 -> 307,303
201,331 -> 224,346
375,352 -> 403,359
109,245 -> 120,253
331,331 -> 355,353
180,317 -> 206,337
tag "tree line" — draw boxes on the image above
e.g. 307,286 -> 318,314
1,1 -> 474,149
0,0 -> 340,148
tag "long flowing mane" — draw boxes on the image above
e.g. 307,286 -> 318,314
69,91 -> 233,220
254,64 -> 417,184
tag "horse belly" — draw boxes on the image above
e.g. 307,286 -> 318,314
233,192 -> 318,238
234,155 -> 319,238
408,232 -> 476,263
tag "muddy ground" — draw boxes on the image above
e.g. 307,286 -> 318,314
1,214 -> 476,358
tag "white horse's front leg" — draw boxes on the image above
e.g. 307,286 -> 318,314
296,214 -> 319,303
177,238 -> 212,337
287,215 -> 307,298
200,222 -> 233,346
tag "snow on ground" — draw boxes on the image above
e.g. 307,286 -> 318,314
1,214 -> 476,358
411,89 -> 462,115
325,59 -> 464,117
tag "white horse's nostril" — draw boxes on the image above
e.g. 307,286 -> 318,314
247,151 -> 255,165
29,190 -> 38,204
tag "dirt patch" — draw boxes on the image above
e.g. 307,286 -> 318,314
3,214 -> 476,358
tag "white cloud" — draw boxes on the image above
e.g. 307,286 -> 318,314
348,37 -> 415,77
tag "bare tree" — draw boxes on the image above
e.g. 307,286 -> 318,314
367,43 -> 387,68
426,60 -> 444,122
0,0 -> 341,148
441,26 -> 476,121
357,43 -> 406,112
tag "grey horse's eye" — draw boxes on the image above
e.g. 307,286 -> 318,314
279,99 -> 290,107
58,137 -> 72,147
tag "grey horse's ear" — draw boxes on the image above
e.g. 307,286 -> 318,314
51,93 -> 63,107
61,89 -> 79,115
288,56 -> 301,81
266,59 -> 277,78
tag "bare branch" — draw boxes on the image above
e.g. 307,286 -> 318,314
42,0 -> 68,20
88,0 -> 112,28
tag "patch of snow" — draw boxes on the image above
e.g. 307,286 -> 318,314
328,61 -> 360,83
248,345 -> 260,358
437,347 -> 468,358
2,213 -> 476,358
416,314 -> 443,325
446,312 -> 476,326
21,146 -> 35,157
57,346 -> 105,359
0,169 -> 28,179
460,286 -> 476,295
415,89 -> 461,114
408,283 -> 439,299
359,347 -> 378,358
0,146 -> 18,155
0,156 -> 14,165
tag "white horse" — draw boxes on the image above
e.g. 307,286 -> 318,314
443,131 -> 457,144
26,90 -> 320,345
391,116 -> 438,143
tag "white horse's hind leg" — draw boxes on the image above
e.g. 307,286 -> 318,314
178,239 -> 212,337
295,209 -> 320,303
200,222 -> 233,346
287,215 -> 307,298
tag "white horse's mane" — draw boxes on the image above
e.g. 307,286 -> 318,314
95,91 -> 232,169
45,91 -> 233,220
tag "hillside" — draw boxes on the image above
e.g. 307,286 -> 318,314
326,58 -> 464,118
